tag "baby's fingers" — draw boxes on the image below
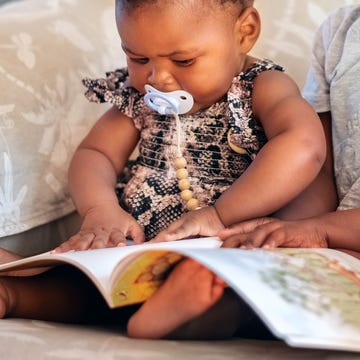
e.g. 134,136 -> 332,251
261,234 -> 286,249
219,217 -> 274,240
106,229 -> 127,247
261,231 -> 327,249
126,224 -> 146,245
151,221 -> 194,243
89,229 -> 121,249
52,232 -> 95,253
221,231 -> 267,249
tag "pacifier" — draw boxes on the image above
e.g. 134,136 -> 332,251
144,85 -> 199,211
144,85 -> 194,115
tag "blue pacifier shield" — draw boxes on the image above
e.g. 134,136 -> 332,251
144,85 -> 194,115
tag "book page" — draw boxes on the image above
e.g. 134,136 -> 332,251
109,237 -> 221,307
172,247 -> 360,352
110,249 -> 184,307
0,247 -> 142,303
0,237 -> 221,307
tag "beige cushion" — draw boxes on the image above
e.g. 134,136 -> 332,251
1,0 -> 357,239
253,0 -> 359,88
0,0 -> 125,237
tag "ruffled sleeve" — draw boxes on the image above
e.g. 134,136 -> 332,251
82,68 -> 144,120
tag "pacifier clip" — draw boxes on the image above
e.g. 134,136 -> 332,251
144,85 -> 199,210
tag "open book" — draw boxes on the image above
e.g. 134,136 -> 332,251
1,237 -> 360,352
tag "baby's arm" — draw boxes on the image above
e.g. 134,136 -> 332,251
274,111 -> 338,220
311,209 -> 360,256
215,70 -> 326,226
219,209 -> 360,258
153,71 -> 327,243
54,106 -> 144,252
216,111 -> 339,250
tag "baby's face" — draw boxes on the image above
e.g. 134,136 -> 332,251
117,2 -> 246,113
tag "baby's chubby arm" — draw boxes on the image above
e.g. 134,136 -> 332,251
215,70 -> 326,226
54,106 -> 144,252
273,111 -> 337,220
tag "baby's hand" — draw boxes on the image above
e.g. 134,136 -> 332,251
151,206 -> 225,243
53,204 -> 145,252
219,217 -> 329,249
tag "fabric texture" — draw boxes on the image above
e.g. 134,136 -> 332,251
302,5 -> 360,210
1,318 -> 353,360
253,0 -> 359,89
84,60 -> 283,240
2,1 -> 360,359
0,0 -> 124,237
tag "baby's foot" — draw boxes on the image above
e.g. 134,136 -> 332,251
127,258 -> 226,339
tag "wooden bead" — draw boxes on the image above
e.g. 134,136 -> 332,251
176,168 -> 188,179
186,198 -> 199,211
173,152 -> 198,211
178,178 -> 190,190
181,189 -> 193,201
174,156 -> 187,169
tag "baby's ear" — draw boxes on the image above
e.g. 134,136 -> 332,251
235,7 -> 261,54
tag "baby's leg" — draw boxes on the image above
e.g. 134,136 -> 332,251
0,247 -> 44,277
127,259 -> 254,339
0,247 -> 22,264
0,266 -> 108,322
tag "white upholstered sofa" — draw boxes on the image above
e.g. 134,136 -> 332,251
1,0 -> 359,358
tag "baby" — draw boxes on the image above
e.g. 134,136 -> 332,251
0,0 -> 327,339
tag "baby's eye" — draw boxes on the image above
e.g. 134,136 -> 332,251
129,57 -> 149,64
173,59 -> 195,67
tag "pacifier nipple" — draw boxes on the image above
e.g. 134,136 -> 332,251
144,85 -> 194,115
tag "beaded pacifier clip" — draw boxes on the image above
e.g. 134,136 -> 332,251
144,85 -> 199,210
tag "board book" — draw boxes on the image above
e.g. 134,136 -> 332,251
1,237 -> 360,352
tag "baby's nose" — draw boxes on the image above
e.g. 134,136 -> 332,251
147,67 -> 173,89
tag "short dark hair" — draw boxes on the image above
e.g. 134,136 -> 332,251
116,0 -> 254,12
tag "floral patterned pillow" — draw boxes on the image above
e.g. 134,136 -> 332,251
0,0 -> 125,237
253,0 -> 359,88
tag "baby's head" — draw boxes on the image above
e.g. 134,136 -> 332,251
116,0 -> 254,11
116,0 -> 260,113
116,0 -> 255,22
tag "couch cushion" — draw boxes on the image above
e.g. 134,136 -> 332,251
0,318 -> 350,359
0,0 -> 125,237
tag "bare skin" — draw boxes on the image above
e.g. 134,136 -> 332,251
153,113 -> 334,243
0,108 -> 336,338
132,122 -> 355,341
0,259 -> 137,325
219,209 -> 360,259
54,0 -> 325,252
128,257 -> 266,340
0,248 -> 22,265
125,113 -> 342,339
127,259 -> 227,338
0,247 -> 246,340
0,0 -> 331,340
0,267 -> 93,321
